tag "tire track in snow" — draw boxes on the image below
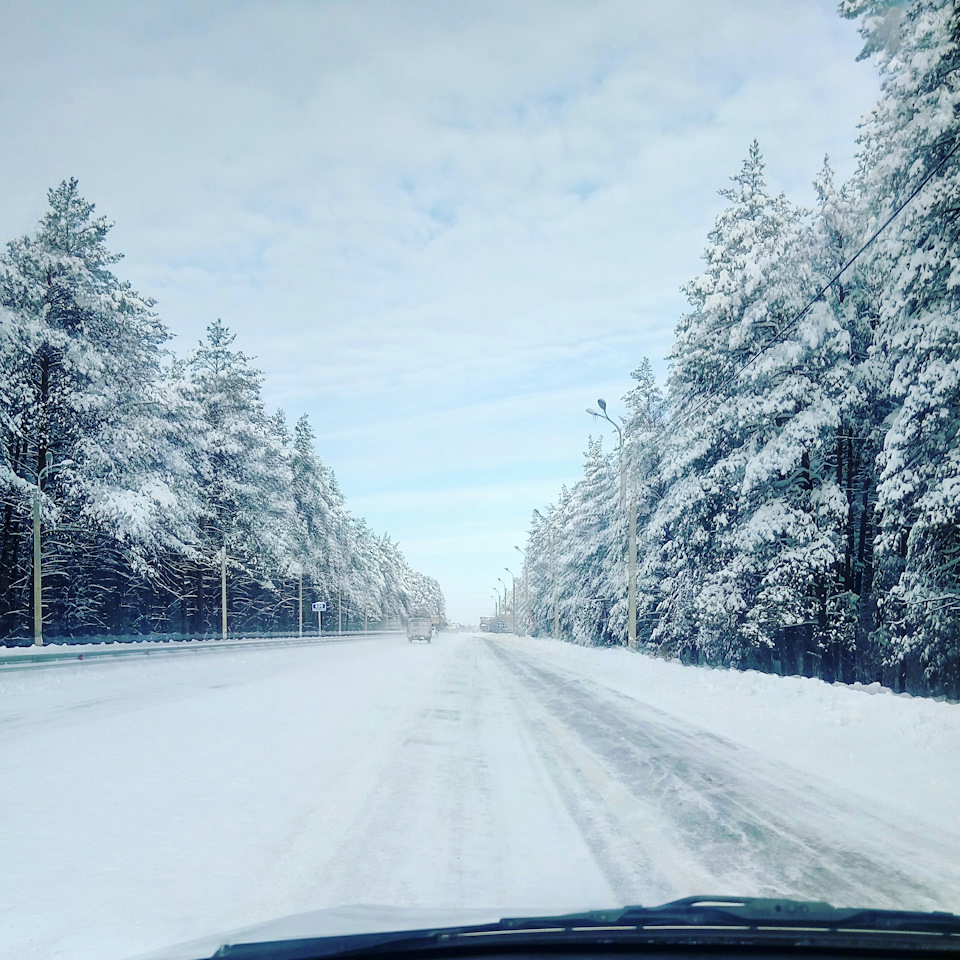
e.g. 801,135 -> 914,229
290,636 -> 616,912
236,642 -> 465,919
484,637 -> 960,912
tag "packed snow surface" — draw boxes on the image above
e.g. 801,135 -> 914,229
1,632 -> 959,960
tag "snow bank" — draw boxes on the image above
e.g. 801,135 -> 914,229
499,634 -> 960,832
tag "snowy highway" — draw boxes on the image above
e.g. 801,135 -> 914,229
2,632 -> 960,960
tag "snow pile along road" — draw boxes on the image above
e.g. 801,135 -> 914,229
1,632 -> 958,960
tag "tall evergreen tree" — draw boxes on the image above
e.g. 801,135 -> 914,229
653,143 -> 826,666
563,439 -> 621,645
181,319 -> 295,634
622,360 -> 668,646
0,180 -> 184,635
289,413 -> 344,600
845,0 -> 960,693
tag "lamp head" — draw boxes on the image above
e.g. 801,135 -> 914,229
45,451 -> 53,469
597,398 -> 607,412
586,407 -> 599,417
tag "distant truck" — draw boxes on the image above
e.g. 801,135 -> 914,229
407,617 -> 433,643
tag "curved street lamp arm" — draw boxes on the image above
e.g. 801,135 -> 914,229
587,401 -> 623,445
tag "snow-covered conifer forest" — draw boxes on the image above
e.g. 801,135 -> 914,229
520,0 -> 960,698
0,181 -> 445,641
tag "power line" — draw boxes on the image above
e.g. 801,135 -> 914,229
672,135 -> 960,431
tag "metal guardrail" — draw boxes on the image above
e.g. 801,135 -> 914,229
0,631 -> 404,672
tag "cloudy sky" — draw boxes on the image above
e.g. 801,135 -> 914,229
0,0 -> 880,622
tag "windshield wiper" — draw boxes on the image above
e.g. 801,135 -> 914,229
547,896 -> 960,935
209,896 -> 960,960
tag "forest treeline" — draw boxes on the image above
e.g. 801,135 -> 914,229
0,185 -> 444,642
520,0 -> 960,698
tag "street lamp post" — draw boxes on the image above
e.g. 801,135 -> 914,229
505,568 -> 517,634
497,576 -> 508,618
587,398 -> 637,649
548,524 -> 560,639
514,546 -> 528,635
32,451 -> 55,646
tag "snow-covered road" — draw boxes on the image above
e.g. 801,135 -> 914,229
2,633 -> 959,960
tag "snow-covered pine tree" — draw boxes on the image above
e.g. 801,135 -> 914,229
562,439 -> 622,645
375,532 -> 420,623
804,157 -> 889,681
288,413 -> 344,616
182,319 -> 295,635
141,359 -> 211,635
522,506 -> 560,638
547,485 -> 577,640
407,571 -> 446,621
655,142 -> 849,673
0,180 -> 190,637
621,359 -> 669,646
844,0 -> 960,694
348,520 -> 388,625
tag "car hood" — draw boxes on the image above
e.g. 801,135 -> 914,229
131,904 -> 529,960
131,896 -> 960,960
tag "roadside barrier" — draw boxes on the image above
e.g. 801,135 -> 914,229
0,631 -> 404,672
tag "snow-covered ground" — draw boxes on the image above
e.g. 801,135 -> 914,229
501,634 -> 960,830
1,633 -> 958,960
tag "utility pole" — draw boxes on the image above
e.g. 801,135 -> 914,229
32,452 -> 55,646
221,541 -> 228,640
32,490 -> 42,645
549,526 -> 559,639
524,566 -> 529,635
505,568 -> 517,634
628,498 -> 637,649
515,546 -> 528,636
298,572 -> 303,638
617,433 -> 637,650
338,515 -> 346,634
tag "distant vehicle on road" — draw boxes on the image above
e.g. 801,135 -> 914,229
406,617 -> 433,643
